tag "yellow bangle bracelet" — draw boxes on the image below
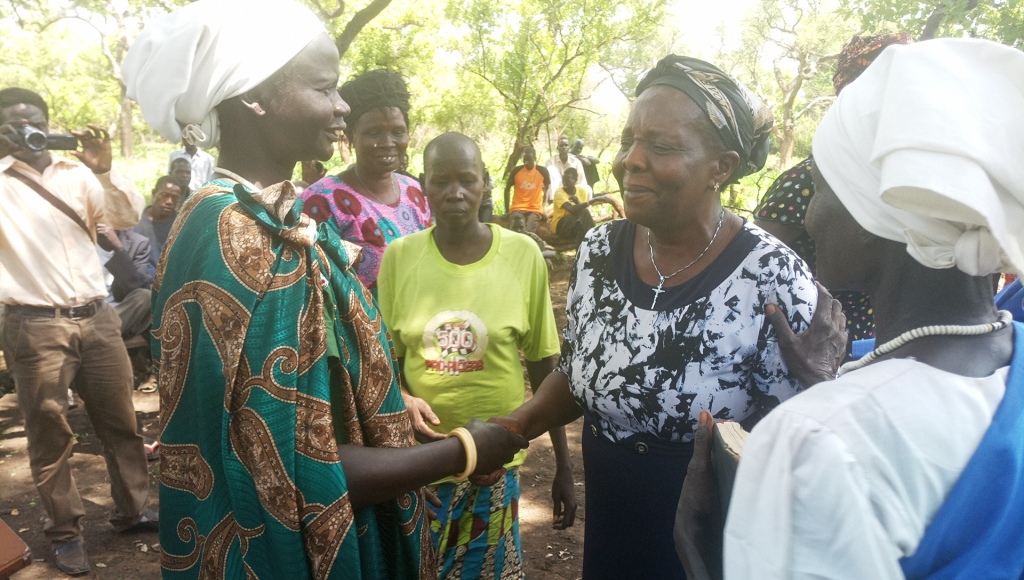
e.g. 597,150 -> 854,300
447,427 -> 477,481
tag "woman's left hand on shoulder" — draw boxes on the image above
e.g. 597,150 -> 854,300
767,281 -> 847,387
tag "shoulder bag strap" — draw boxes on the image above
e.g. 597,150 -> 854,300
4,167 -> 93,240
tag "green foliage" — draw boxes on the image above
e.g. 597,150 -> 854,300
843,0 -> 1024,46
719,0 -> 857,167
449,0 -> 667,182
0,21 -> 118,132
15,0 -> 988,210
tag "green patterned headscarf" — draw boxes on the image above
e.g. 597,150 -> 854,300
636,55 -> 774,180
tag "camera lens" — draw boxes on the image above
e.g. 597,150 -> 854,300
19,126 -> 48,151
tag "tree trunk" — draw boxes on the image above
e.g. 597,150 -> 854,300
501,124 -> 540,186
777,123 -> 795,170
119,84 -> 133,158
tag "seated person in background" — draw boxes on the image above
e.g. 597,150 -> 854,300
131,175 -> 180,276
95,223 -> 154,390
571,138 -> 600,188
168,140 -> 214,193
676,38 -> 1024,580
545,135 -> 585,204
550,167 -> 614,246
96,224 -> 153,339
168,157 -> 192,199
479,168 -> 494,223
503,145 -> 549,233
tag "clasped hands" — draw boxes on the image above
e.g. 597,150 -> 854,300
402,392 -> 526,486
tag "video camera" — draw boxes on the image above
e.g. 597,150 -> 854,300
9,125 -> 78,151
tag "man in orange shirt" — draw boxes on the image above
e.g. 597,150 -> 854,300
503,145 -> 550,233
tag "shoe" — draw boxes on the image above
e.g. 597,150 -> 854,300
143,437 -> 160,461
67,389 -> 77,409
52,539 -> 90,576
117,509 -> 159,533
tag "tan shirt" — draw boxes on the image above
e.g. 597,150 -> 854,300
0,154 -> 144,307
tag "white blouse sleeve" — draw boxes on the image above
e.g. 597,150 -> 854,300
723,410 -> 906,580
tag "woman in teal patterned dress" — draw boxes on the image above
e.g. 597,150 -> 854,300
123,1 -> 525,578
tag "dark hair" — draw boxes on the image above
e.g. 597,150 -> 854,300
523,145 -> 536,155
563,167 -> 578,180
153,175 -> 182,194
170,158 -> 191,168
338,70 -> 411,136
0,88 -> 49,120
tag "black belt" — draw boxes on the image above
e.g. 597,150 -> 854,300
8,299 -> 103,320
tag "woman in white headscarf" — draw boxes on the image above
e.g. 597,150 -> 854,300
675,38 -> 1024,580
123,1 -> 527,578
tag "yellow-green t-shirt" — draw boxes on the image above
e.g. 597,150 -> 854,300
377,224 -> 560,468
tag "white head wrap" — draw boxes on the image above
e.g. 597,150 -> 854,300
812,38 -> 1024,277
122,0 -> 325,148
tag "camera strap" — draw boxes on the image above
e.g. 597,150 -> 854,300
4,167 -> 94,241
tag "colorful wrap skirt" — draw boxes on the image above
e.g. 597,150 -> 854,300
431,468 -> 524,579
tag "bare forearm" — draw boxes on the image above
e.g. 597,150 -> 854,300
337,439 -> 465,509
565,201 -> 591,215
510,370 -> 581,440
548,426 -> 573,470
677,530 -> 719,580
525,357 -> 576,470
98,170 -> 144,228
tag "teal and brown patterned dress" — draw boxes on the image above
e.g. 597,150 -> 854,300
152,180 -> 434,579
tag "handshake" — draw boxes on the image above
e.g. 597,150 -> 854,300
403,388 -> 528,486
445,417 -> 527,487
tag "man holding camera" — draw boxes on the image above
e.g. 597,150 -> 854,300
0,88 -> 155,576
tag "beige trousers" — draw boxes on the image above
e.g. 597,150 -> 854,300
2,303 -> 150,542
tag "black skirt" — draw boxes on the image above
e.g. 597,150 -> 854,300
581,416 -> 693,580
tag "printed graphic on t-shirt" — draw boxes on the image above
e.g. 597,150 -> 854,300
422,310 -> 489,376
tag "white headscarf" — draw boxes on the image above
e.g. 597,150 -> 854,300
812,38 -> 1024,277
122,0 -> 325,148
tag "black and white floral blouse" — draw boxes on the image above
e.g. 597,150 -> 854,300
558,219 -> 817,443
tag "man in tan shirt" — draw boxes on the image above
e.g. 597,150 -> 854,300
0,87 -> 155,576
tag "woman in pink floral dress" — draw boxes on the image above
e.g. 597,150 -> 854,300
300,69 -> 431,295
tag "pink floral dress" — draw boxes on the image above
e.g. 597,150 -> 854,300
300,173 -> 431,292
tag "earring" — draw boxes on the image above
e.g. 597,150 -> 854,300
712,183 -> 720,193
242,100 -> 265,115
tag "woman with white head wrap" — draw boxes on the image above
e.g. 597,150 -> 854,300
675,38 -> 1024,579
123,2 -> 528,578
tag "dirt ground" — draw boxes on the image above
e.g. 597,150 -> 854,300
0,258 -> 584,579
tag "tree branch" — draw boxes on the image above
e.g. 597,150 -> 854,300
310,0 -> 345,19
793,95 -> 834,120
334,0 -> 393,58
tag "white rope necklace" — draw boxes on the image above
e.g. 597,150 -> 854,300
646,209 -> 725,308
213,166 -> 259,192
838,310 -> 1013,375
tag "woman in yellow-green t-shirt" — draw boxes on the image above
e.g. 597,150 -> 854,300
378,133 -> 577,580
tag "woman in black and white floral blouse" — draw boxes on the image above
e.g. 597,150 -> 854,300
493,55 -> 843,579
